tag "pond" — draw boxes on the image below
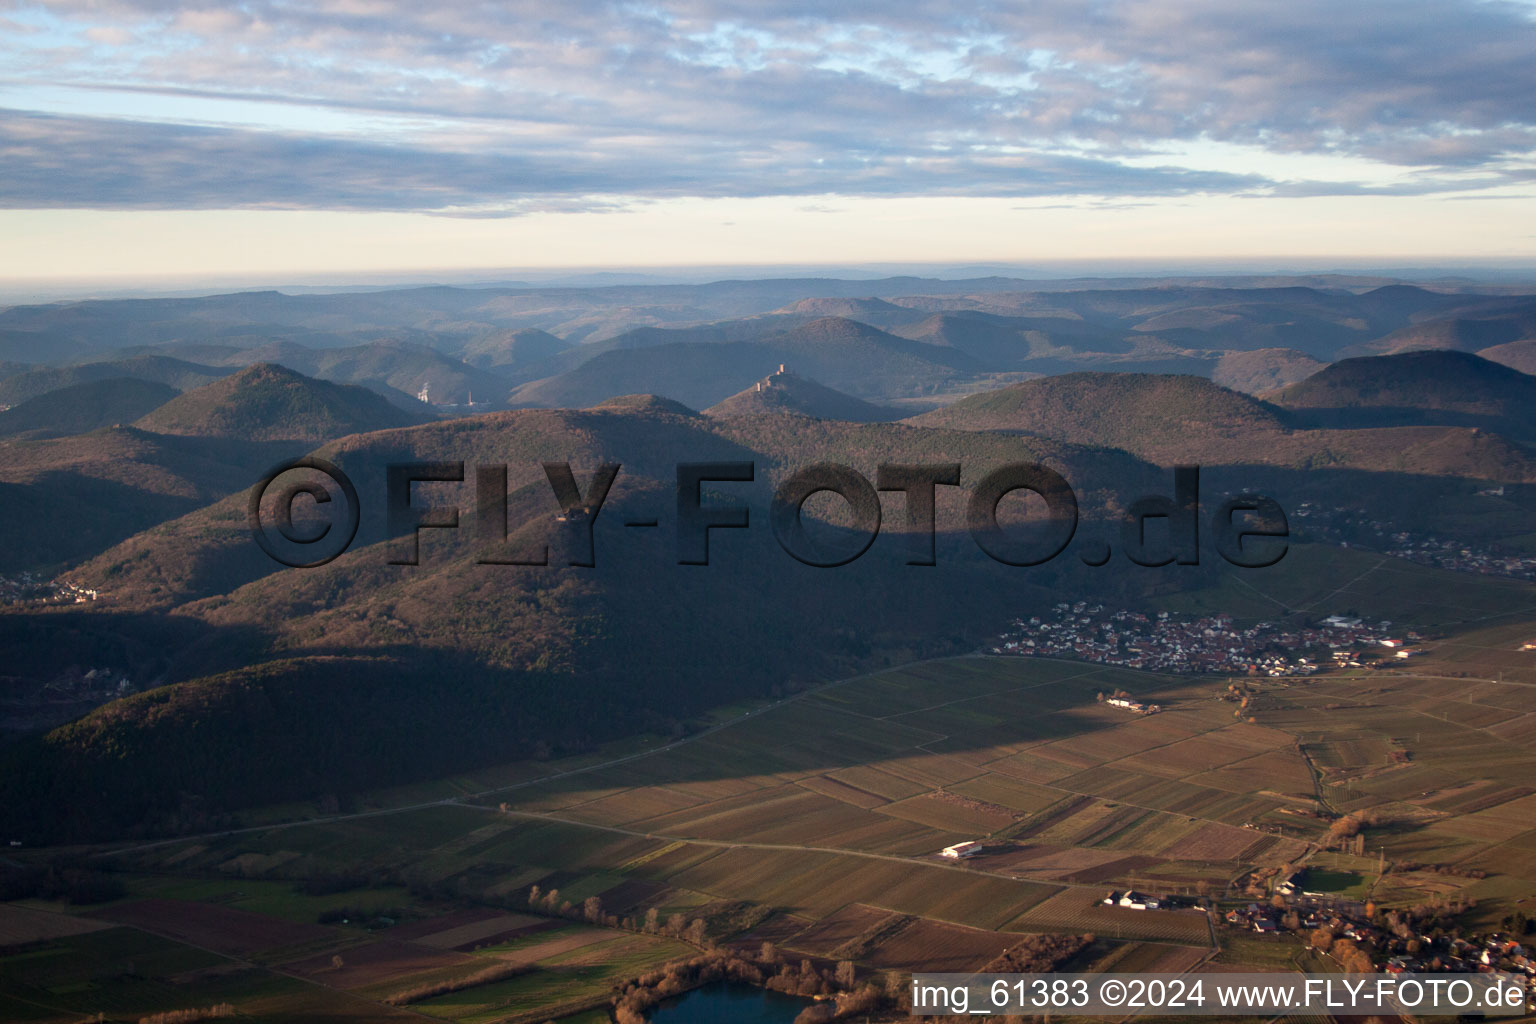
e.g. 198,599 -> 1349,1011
647,981 -> 814,1023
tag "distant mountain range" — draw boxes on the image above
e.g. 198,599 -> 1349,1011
2,277 -> 1534,415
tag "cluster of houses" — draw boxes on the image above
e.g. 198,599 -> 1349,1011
1292,501 -> 1536,584
1322,618 -> 1426,664
1223,889 -> 1536,989
0,572 -> 97,606
1383,534 -> 1536,583
988,604 -> 1402,677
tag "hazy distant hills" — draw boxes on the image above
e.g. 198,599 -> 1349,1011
510,317 -> 980,409
0,377 -> 177,439
135,363 -> 434,441
705,369 -> 900,421
0,355 -> 229,406
1268,350 -> 1536,438
508,341 -> 774,409
768,296 -> 929,329
458,326 -> 572,372
1340,295 -> 1536,357
2,279 -> 1535,418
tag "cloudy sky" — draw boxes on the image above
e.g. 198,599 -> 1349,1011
3,0 -> 1535,282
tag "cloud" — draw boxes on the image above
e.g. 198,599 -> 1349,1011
0,108 -> 1272,211
1,0 -> 1533,211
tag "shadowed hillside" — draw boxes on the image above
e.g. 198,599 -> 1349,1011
909,372 -> 1287,449
0,377 -> 177,439
1268,350 -> 1536,438
0,355 -> 228,406
0,426 -> 305,572
135,363 -> 434,441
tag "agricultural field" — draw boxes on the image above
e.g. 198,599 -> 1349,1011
8,586 -> 1536,1020
0,884 -> 691,1024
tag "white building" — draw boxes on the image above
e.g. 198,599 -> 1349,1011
940,841 -> 983,860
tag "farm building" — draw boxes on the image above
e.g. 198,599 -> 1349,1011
939,841 -> 983,860
1104,890 -> 1159,910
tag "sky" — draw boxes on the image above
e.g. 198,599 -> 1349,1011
2,0 -> 1535,285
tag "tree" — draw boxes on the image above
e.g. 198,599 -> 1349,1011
760,940 -> 777,962
685,918 -> 706,945
583,896 -> 603,923
1345,949 -> 1374,973
666,913 -> 684,937
835,960 -> 856,988
644,907 -> 659,934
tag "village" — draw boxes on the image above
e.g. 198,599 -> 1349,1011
1104,875 -> 1533,988
1221,884 -> 1536,989
1292,500 -> 1536,583
989,603 -> 1414,676
0,571 -> 97,606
